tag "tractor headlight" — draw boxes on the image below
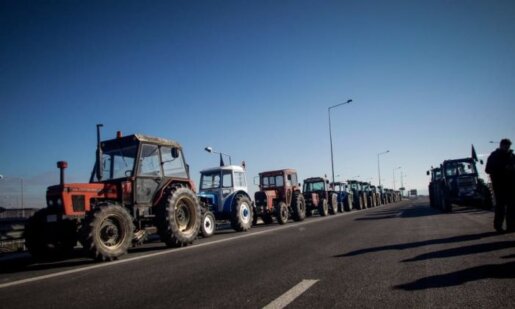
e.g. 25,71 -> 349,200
56,198 -> 63,207
48,199 -> 54,207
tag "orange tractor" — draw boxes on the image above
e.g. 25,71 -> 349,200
24,125 -> 201,261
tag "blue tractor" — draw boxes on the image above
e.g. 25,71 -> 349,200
331,181 -> 354,212
198,165 -> 253,236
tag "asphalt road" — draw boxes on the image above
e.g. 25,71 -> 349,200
1,198 -> 514,308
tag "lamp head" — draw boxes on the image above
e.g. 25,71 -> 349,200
204,147 -> 213,153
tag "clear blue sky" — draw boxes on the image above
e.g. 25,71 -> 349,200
1,0 -> 514,207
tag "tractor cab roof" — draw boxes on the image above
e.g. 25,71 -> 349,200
442,157 -> 475,165
102,134 -> 182,149
258,169 -> 297,177
331,181 -> 348,186
303,177 -> 326,183
200,165 -> 246,174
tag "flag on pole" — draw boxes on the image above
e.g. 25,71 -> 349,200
471,144 -> 478,162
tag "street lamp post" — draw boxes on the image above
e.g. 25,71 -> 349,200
377,150 -> 389,187
328,99 -> 353,185
204,146 -> 232,165
393,166 -> 402,190
398,169 -> 407,197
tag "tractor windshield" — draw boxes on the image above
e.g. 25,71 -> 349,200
444,161 -> 477,177
349,182 -> 360,190
303,181 -> 325,192
200,172 -> 221,190
101,145 -> 138,180
200,170 -> 233,190
261,175 -> 284,188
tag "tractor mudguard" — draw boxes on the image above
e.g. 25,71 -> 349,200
223,191 -> 252,214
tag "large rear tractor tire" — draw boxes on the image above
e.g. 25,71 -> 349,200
318,199 -> 329,216
362,194 -> 368,209
481,185 -> 494,210
291,192 -> 306,222
82,204 -> 134,261
345,195 -> 353,212
25,208 -> 78,261
330,194 -> 338,215
440,189 -> 452,212
231,195 -> 253,232
201,211 -> 216,238
157,188 -> 201,248
276,201 -> 289,225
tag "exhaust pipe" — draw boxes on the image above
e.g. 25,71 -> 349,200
57,161 -> 68,185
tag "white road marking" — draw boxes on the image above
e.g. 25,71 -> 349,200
263,279 -> 319,309
0,207 -> 379,289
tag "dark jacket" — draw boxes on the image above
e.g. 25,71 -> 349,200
486,149 -> 514,187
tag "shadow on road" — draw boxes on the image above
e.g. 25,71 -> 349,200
402,240 -> 515,262
0,250 -> 95,274
354,204 -> 442,221
333,231 -> 500,257
394,260 -> 515,290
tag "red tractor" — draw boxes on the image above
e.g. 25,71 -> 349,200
24,125 -> 201,261
253,169 -> 306,224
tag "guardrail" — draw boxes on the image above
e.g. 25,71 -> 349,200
0,218 -> 27,253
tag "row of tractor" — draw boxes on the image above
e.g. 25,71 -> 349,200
427,155 -> 493,212
24,127 -> 402,262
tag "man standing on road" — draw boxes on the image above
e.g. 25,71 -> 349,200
486,138 -> 515,233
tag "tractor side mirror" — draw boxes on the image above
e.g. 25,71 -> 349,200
480,159 -> 484,165
171,147 -> 179,158
426,171 -> 430,176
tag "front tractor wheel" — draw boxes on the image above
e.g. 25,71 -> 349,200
83,204 -> 134,261
262,212 -> 274,224
231,195 -> 253,232
318,199 -> 329,216
25,208 -> 78,261
345,195 -> 353,212
201,211 -> 216,238
157,188 -> 201,247
276,201 -> 289,224
291,192 -> 306,222
337,200 -> 344,213
330,194 -> 338,215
